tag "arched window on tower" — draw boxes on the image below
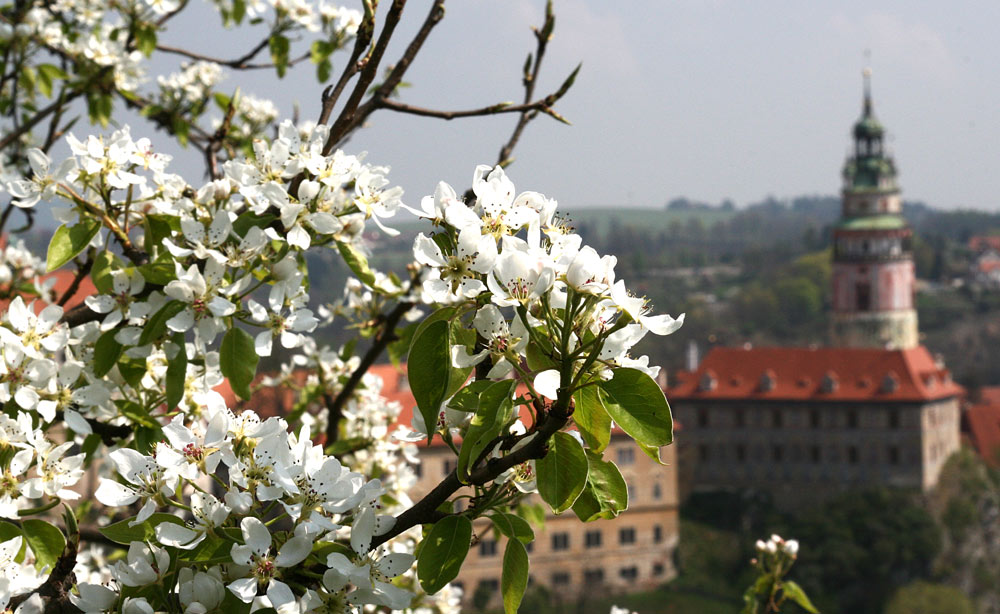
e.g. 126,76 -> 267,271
856,281 -> 871,311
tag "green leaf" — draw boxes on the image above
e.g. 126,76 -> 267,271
600,368 -> 673,447
407,319 -> 452,444
143,214 -> 179,255
220,327 -> 259,400
637,440 -> 668,465
536,431 -> 589,514
233,211 -> 276,238
448,380 -> 494,413
138,300 -> 185,346
99,513 -> 185,545
571,450 -> 629,522
417,515 -> 472,595
572,385 -> 611,452
165,333 -> 187,410
501,538 -> 529,614
90,251 -> 119,294
46,220 -> 101,272
336,240 -> 376,287
490,512 -> 534,544
447,320 -> 475,398
456,380 -> 516,483
93,329 -> 124,377
782,581 -> 819,613
0,521 -> 25,562
135,23 -> 157,57
117,355 -> 147,388
137,260 -> 176,285
269,34 -> 290,77
21,519 -> 64,570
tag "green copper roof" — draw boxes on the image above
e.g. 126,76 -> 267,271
837,215 -> 908,231
853,114 -> 884,139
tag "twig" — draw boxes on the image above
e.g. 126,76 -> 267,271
324,300 -> 414,446
0,88 -> 85,151
57,255 -> 94,307
323,0 -> 408,153
376,98 -> 561,121
344,0 -> 446,133
497,1 -> 557,167
155,43 -> 310,71
316,2 -> 378,126
206,92 -> 239,179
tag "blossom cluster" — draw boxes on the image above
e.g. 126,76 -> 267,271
410,164 -> 684,392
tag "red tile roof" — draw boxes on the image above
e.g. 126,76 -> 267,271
966,387 -> 1000,467
667,345 -> 963,403
969,236 -> 1000,252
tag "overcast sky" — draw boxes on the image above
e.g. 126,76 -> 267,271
145,1 -> 1000,212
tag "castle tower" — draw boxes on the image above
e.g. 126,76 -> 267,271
830,70 -> 918,349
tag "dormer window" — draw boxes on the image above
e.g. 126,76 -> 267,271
699,371 -> 717,392
881,371 -> 899,393
821,371 -> 838,393
759,370 -> 776,392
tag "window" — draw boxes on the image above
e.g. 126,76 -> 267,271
848,446 -> 859,464
443,460 -> 455,476
889,409 -> 900,429
479,540 -> 497,557
810,410 -> 821,429
653,525 -> 663,544
847,410 -> 858,429
772,445 -> 783,462
772,410 -> 783,428
585,530 -> 602,548
810,446 -> 821,464
628,484 -> 637,503
888,446 -> 900,465
653,563 -> 665,576
856,282 -> 871,311
619,528 -> 636,545
735,409 -> 745,428
413,462 -> 422,478
551,533 -> 570,551
478,579 -> 499,593
698,444 -> 709,462
525,540 -> 534,553
736,444 -> 746,462
697,408 -> 709,428
551,572 -> 570,586
619,567 -> 638,582
617,447 -> 635,466
653,483 -> 662,500
584,569 -> 605,584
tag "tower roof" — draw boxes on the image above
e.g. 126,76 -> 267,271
853,68 -> 885,139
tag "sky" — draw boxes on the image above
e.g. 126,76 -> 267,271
134,1 -> 1000,212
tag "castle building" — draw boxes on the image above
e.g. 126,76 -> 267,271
831,69 -> 918,349
669,73 -> 962,505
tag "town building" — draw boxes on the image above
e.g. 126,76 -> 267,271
669,73 -> 963,505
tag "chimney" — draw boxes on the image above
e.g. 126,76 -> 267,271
686,340 -> 700,371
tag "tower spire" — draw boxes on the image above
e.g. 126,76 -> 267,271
862,67 -> 873,115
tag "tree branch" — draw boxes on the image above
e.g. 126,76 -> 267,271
344,0 -> 446,132
324,300 -> 414,446
155,43 -> 310,71
323,0 -> 407,153
497,1 -> 558,167
57,255 -> 94,307
375,97 -> 563,121
370,392 -> 574,550
316,2 -> 377,126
